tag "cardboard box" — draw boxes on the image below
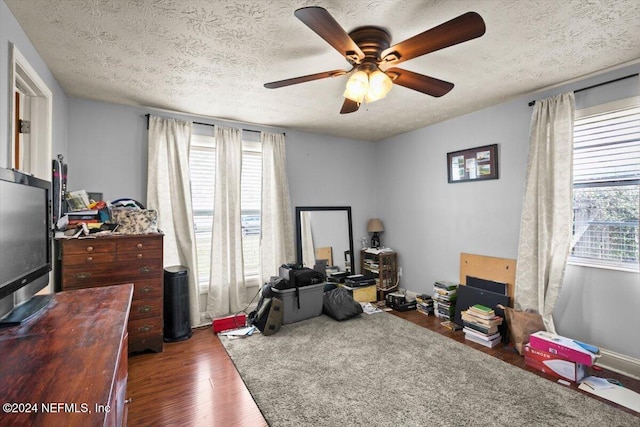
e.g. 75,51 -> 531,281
524,344 -> 587,382
340,283 -> 376,303
529,331 -> 599,366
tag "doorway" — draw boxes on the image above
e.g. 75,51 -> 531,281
10,43 -> 53,181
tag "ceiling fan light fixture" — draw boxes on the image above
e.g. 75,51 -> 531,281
365,69 -> 393,102
343,70 -> 368,103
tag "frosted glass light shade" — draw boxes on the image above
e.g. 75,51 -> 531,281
366,70 -> 392,102
343,70 -> 368,103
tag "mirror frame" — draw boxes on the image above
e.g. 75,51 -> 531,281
295,206 -> 355,273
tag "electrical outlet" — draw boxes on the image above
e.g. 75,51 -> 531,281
398,267 -> 403,277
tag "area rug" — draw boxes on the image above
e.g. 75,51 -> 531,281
221,313 -> 637,426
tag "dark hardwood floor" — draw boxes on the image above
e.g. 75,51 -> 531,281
127,329 -> 267,426
127,310 -> 639,425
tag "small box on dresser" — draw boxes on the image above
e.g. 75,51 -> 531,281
58,233 -> 164,353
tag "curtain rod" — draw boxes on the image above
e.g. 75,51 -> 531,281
527,73 -> 638,107
144,114 -> 277,134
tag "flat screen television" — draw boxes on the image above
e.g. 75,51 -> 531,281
0,167 -> 52,326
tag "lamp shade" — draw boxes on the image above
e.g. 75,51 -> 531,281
343,70 -> 368,103
365,70 -> 393,102
367,218 -> 384,233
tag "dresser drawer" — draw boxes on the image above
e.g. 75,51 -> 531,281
128,316 -> 163,337
133,279 -> 163,299
62,252 -> 116,266
62,261 -> 162,288
116,248 -> 163,262
62,240 -> 116,255
130,296 -> 162,320
117,237 -> 163,252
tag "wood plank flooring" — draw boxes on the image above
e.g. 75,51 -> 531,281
127,329 -> 267,426
127,311 -> 639,425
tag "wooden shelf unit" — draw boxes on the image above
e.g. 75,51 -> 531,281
360,249 -> 398,301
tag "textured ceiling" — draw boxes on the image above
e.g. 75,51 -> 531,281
5,0 -> 640,141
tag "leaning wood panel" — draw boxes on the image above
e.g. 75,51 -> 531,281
459,252 -> 516,300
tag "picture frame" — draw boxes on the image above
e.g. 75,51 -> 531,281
447,144 -> 499,183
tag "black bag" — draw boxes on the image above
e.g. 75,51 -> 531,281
290,268 -> 324,286
248,284 -> 283,336
323,288 -> 363,321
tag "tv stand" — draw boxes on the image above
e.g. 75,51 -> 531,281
0,294 -> 53,328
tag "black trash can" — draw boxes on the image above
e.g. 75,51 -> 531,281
163,265 -> 192,342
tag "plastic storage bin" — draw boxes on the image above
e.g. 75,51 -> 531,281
271,282 -> 325,324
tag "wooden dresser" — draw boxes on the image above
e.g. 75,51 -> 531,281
58,233 -> 164,353
0,285 -> 132,427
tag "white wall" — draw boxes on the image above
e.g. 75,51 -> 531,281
67,99 -> 377,266
375,64 -> 640,359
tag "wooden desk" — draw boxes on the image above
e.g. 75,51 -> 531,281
0,284 -> 133,427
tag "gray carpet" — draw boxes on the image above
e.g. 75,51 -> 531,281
221,312 -> 638,426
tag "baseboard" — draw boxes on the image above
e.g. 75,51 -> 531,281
596,348 -> 640,380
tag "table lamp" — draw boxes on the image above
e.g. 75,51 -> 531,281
367,218 -> 384,248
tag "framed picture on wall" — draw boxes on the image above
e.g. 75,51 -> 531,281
447,144 -> 499,183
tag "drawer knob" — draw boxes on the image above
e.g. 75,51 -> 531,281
138,325 -> 152,333
86,256 -> 93,262
125,398 -> 132,405
140,286 -> 151,294
139,266 -> 152,274
137,253 -> 143,259
86,246 -> 94,252
75,272 -> 91,280
138,305 -> 152,313
137,243 -> 143,249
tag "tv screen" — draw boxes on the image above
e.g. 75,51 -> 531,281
0,168 -> 51,302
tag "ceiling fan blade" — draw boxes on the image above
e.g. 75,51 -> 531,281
264,69 -> 348,89
340,98 -> 360,114
294,7 -> 365,63
380,12 -> 485,66
387,68 -> 454,97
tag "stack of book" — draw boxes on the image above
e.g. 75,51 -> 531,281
461,304 -> 503,348
415,294 -> 433,316
432,281 -> 457,320
65,209 -> 100,227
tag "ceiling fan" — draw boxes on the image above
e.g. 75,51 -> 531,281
264,7 -> 486,114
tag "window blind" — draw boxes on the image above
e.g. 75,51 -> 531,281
573,104 -> 640,185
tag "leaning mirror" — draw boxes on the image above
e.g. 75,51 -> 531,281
295,206 -> 354,274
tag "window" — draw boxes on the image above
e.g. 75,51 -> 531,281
570,97 -> 640,271
189,133 -> 262,289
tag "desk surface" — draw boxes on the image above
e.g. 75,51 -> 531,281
0,284 -> 132,426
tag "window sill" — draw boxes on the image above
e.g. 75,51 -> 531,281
567,259 -> 639,274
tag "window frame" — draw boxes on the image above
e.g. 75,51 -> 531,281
189,133 -> 264,292
568,96 -> 640,273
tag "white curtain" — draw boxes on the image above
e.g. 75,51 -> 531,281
206,125 -> 245,318
146,115 -> 201,327
515,93 -> 575,333
260,132 -> 295,282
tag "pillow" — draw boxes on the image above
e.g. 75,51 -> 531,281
323,288 -> 363,321
111,208 -> 158,234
